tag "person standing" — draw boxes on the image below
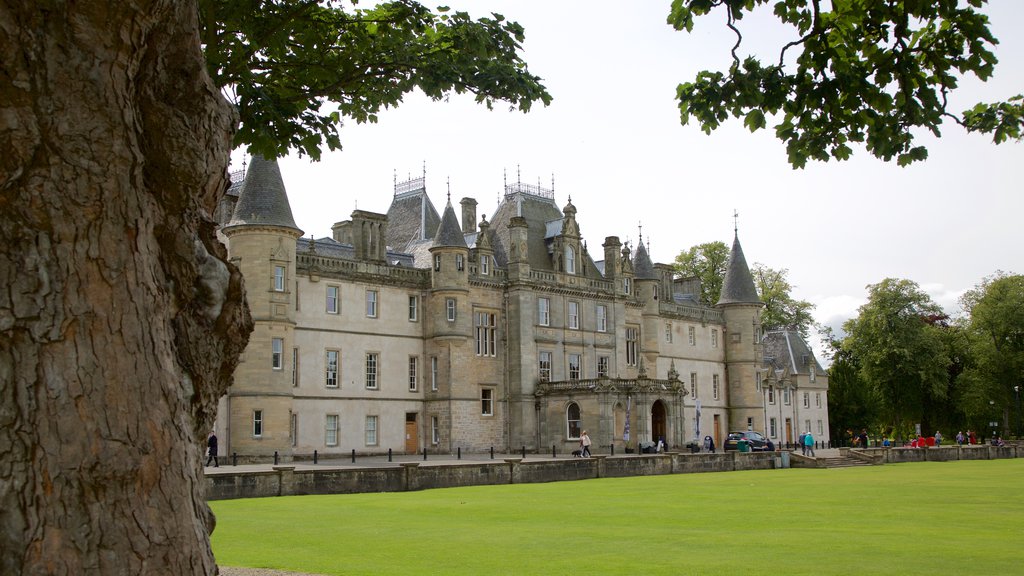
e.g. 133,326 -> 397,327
580,430 -> 592,457
858,429 -> 869,449
956,431 -> 964,446
803,431 -> 815,457
934,430 -> 943,446
205,431 -> 219,467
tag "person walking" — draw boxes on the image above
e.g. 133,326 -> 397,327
205,431 -> 219,467
934,430 -> 943,446
580,430 -> 592,458
803,431 -> 815,457
798,432 -> 807,455
956,431 -> 964,446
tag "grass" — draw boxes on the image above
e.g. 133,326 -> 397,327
210,459 -> 1024,575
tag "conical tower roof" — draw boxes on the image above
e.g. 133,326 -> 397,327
717,233 -> 760,305
432,198 -> 468,248
632,240 -> 656,280
227,155 -> 301,232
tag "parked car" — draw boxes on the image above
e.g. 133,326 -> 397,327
723,431 -> 771,451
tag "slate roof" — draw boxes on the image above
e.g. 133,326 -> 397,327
717,233 -> 760,305
489,188 -> 563,270
433,200 -> 468,248
297,237 -> 415,267
386,187 -> 441,252
226,155 -> 301,232
632,241 -> 656,280
761,330 -> 825,375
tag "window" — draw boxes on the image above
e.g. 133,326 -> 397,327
365,415 -> 378,446
565,246 -> 576,274
539,351 -> 552,382
711,329 -> 718,348
817,420 -> 824,435
769,417 -> 777,438
408,356 -> 418,391
596,305 -> 607,333
731,332 -> 741,344
815,392 -> 822,408
713,374 -> 720,400
446,298 -> 456,322
434,254 -> 441,271
747,416 -> 754,430
665,323 -> 673,343
688,326 -> 696,346
291,413 -> 297,447
566,403 -> 581,439
538,297 -> 550,326
597,356 -> 609,378
754,325 -> 762,344
325,414 -> 338,446
805,419 -> 812,434
365,353 -> 378,389
326,285 -> 339,314
431,416 -> 440,445
803,392 -> 810,408
690,372 -> 698,398
253,410 -> 263,437
768,385 -> 776,405
475,311 -> 497,356
273,265 -> 285,292
365,290 -> 378,318
784,388 -> 791,405
625,326 -> 638,366
567,301 -> 579,330
623,277 -> 631,296
292,348 -> 299,387
271,338 -> 283,370
809,364 -> 817,382
481,388 -> 494,416
325,350 -> 339,388
430,356 -> 438,391
568,353 -> 581,380
481,255 -> 490,275
456,254 -> 464,271
408,295 -> 418,321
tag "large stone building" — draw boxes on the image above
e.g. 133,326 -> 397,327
213,156 -> 829,461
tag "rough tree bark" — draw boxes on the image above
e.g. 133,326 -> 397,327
1,2 -> 251,574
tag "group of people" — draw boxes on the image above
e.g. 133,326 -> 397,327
798,432 -> 815,456
955,430 -> 979,445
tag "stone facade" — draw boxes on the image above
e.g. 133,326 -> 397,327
213,157 -> 830,461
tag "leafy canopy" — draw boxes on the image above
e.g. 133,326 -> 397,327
200,0 -> 552,159
751,263 -> 815,337
668,0 -> 1023,168
673,241 -> 729,306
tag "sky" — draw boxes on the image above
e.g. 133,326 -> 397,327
231,1 -> 1023,357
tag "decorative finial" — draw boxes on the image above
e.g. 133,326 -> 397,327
393,169 -> 397,194
551,172 -> 555,192
517,164 -> 521,184
446,176 -> 451,202
733,209 -> 739,235
241,155 -> 247,176
638,221 -> 643,244
422,160 -> 427,180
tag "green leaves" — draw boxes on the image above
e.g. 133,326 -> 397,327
671,0 -> 1016,168
200,0 -> 551,159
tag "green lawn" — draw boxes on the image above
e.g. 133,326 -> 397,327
211,459 -> 1024,575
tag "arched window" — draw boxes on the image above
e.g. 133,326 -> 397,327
566,402 -> 581,439
565,245 -> 576,274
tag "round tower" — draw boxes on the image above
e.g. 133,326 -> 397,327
221,155 -> 303,462
716,231 -> 765,435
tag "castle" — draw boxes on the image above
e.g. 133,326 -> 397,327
213,156 -> 829,461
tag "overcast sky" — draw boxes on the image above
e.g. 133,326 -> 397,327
232,1 -> 1022,356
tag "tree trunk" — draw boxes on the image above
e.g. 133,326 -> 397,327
1,2 -> 250,574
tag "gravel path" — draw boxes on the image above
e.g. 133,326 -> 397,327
219,567 -> 326,576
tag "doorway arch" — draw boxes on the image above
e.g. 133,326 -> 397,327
651,400 -> 668,446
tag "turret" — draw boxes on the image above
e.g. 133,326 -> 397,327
428,198 -> 471,339
220,155 -> 303,461
717,231 -> 764,434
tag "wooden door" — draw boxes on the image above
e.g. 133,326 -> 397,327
405,413 -> 418,454
713,414 -> 721,447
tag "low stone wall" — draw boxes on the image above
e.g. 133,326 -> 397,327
206,451 -> 777,501
865,444 -> 1019,464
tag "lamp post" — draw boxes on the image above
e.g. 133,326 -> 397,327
1015,385 -> 1021,440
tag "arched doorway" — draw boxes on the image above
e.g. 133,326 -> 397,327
651,400 -> 667,446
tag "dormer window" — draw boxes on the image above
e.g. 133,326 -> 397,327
565,246 -> 576,274
481,255 -> 490,275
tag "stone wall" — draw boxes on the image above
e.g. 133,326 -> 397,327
207,451 -> 777,501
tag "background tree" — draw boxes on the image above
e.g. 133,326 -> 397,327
957,272 -> 1024,436
842,278 -> 949,439
673,241 -> 729,305
751,263 -> 815,337
822,329 -> 879,445
668,0 -> 1023,167
0,1 -> 549,573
